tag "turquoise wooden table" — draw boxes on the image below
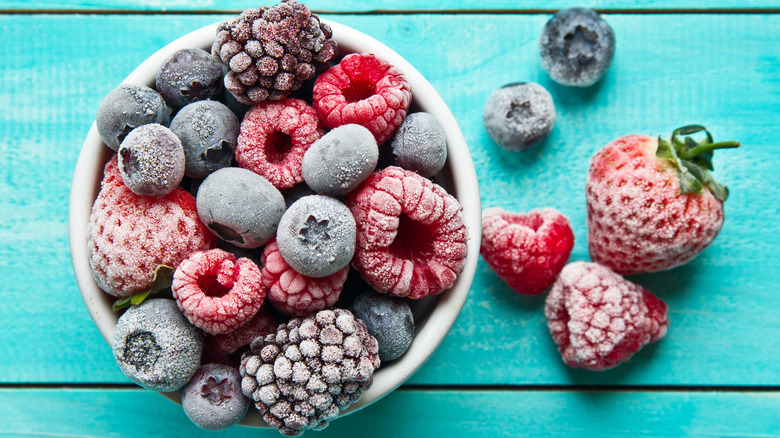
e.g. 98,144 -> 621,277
2,1 -> 780,436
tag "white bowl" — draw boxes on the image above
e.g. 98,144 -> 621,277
69,19 -> 481,428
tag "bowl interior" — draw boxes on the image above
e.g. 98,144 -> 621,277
68,19 -> 481,427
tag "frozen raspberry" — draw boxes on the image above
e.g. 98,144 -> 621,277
240,309 -> 379,436
313,53 -> 412,143
261,239 -> 349,317
544,261 -> 669,371
209,306 -> 279,358
211,0 -> 337,104
172,249 -> 266,335
236,97 -> 325,189
480,207 -> 574,295
347,166 -> 467,299
87,156 -> 215,297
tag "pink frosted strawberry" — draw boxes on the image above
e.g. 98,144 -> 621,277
586,125 -> 739,275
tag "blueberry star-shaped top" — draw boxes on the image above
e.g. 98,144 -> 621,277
201,376 -> 233,405
299,215 -> 331,251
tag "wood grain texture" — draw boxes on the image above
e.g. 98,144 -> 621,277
1,12 -> 779,392
2,387 -> 779,436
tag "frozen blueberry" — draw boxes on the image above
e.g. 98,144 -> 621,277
482,82 -> 556,151
96,83 -> 171,151
276,195 -> 356,278
182,363 -> 249,431
118,124 -> 186,197
170,100 -> 238,179
390,112 -> 447,177
302,124 -> 379,196
112,298 -> 203,392
197,167 -> 285,249
350,291 -> 414,361
539,8 -> 615,87
155,48 -> 224,112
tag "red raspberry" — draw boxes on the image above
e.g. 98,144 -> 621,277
312,53 -> 412,143
544,261 -> 669,371
172,248 -> 266,335
235,97 -> 325,189
480,207 -> 574,295
260,239 -> 348,317
203,306 -> 279,365
87,156 -> 215,298
347,166 -> 467,299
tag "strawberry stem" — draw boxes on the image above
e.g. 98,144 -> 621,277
680,141 -> 740,160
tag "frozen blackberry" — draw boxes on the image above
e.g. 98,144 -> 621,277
276,195 -> 356,278
350,291 -> 414,361
112,298 -> 204,392
211,0 -> 338,104
482,82 -> 556,151
170,100 -> 238,179
302,124 -> 379,196
540,8 -> 615,87
96,83 -> 171,151
240,309 -> 380,436
197,167 -> 286,248
118,123 -> 186,197
390,112 -> 447,177
156,48 -> 224,112
182,363 -> 250,430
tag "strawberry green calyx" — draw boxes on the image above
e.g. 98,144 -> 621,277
112,265 -> 175,312
656,125 -> 740,202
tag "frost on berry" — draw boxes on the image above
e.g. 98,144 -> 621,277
544,261 -> 669,371
240,309 -> 379,436
347,166 -> 467,299
122,331 -> 162,373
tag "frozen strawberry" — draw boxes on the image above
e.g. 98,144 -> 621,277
87,156 -> 215,297
586,125 -> 739,275
260,239 -> 348,317
481,207 -> 574,295
172,248 -> 266,335
347,166 -> 467,299
235,97 -> 325,189
544,261 -> 669,371
312,53 -> 412,143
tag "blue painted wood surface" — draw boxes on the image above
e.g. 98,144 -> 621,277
1,2 -> 779,436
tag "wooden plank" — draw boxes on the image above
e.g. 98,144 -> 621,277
2,0 -> 780,12
1,387 -> 779,436
1,13 -> 779,387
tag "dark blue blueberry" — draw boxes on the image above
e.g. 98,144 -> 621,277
539,8 -> 615,87
391,112 -> 447,177
182,363 -> 249,430
155,48 -> 224,112
118,123 -> 185,197
350,291 -> 414,361
96,83 -> 171,151
170,100 -> 238,179
482,82 -> 556,151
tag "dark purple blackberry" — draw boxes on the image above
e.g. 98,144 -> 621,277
211,0 -> 338,105
155,48 -> 224,112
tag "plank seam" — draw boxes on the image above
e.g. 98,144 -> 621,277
1,8 -> 780,15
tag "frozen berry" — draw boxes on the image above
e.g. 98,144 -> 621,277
539,8 -> 615,87
172,249 -> 265,335
96,83 -> 171,151
182,363 -> 250,430
313,53 -> 412,143
545,262 -> 669,371
209,306 -> 278,357
390,112 -> 447,177
155,48 -> 224,112
117,123 -> 185,197
302,124 -> 379,196
196,167 -> 285,248
262,239 -> 348,317
112,298 -> 203,391
88,156 -> 215,297
211,0 -> 337,104
482,82 -> 556,151
236,97 -> 325,189
169,100 -> 238,179
480,207 -> 574,295
350,291 -> 414,361
347,166 -> 467,299
276,195 -> 356,278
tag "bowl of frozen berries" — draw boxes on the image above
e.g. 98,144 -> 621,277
68,1 -> 480,435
